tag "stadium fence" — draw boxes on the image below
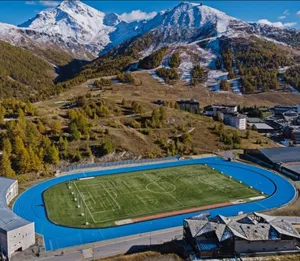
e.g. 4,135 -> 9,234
60,155 -> 180,172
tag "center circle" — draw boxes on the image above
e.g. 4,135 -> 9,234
146,182 -> 176,193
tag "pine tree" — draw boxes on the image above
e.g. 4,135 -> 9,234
14,136 -> 26,156
28,146 -> 43,171
52,120 -> 62,135
151,108 -> 160,128
3,138 -> 12,157
0,105 -> 6,125
0,151 -> 16,178
45,145 -> 60,165
159,106 -> 167,121
37,119 -> 46,134
73,149 -> 82,162
85,143 -> 93,158
102,139 -> 114,155
16,147 -> 30,173
69,123 -> 81,140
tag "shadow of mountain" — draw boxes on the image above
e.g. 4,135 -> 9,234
55,59 -> 90,82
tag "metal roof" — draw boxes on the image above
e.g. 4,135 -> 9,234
259,147 -> 300,163
283,164 -> 300,175
185,212 -> 300,242
247,118 -> 264,123
0,178 -> 32,232
250,123 -> 274,130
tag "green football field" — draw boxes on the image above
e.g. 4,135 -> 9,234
43,165 -> 261,228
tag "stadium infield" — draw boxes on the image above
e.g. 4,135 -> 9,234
43,164 -> 261,228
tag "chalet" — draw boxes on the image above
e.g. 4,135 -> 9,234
184,212 -> 300,259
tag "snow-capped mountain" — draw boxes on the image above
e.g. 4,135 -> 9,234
0,0 -> 298,62
19,0 -> 114,55
154,2 -> 240,37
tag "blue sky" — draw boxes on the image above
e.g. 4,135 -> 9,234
0,1 -> 299,28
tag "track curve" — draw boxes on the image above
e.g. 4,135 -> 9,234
13,157 -> 296,251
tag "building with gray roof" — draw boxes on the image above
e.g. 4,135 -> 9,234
245,147 -> 300,180
0,178 -> 35,259
184,212 -> 300,259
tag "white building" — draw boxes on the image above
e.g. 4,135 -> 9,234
223,113 -> 247,130
0,178 -> 35,259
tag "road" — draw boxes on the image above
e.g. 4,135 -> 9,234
38,226 -> 183,261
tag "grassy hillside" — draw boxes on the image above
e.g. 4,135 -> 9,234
0,40 -> 58,100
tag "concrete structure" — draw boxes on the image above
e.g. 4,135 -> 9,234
272,105 -> 299,115
0,178 -> 35,259
211,104 -> 246,130
223,113 -> 247,130
176,99 -> 200,114
247,118 -> 264,124
184,212 -> 300,259
249,123 -> 274,134
244,147 -> 300,180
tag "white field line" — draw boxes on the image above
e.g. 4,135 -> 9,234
74,182 -> 97,223
143,174 -> 185,207
206,172 -> 259,195
91,205 -> 184,223
88,192 -> 96,204
100,183 -> 121,210
80,182 -> 149,195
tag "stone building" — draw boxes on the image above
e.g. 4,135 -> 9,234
184,212 -> 300,259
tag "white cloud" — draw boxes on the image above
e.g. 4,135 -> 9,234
283,9 -> 290,16
25,1 -> 36,5
284,22 -> 297,27
25,1 -> 60,7
278,15 -> 286,20
40,1 -> 60,7
257,19 -> 297,28
297,10 -> 300,17
120,10 -> 157,22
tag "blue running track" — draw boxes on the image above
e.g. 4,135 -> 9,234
13,157 -> 296,251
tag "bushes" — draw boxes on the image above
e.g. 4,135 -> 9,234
73,56 -> 134,82
94,78 -> 112,87
116,72 -> 135,84
138,47 -> 168,69
168,52 -> 181,68
191,65 -> 206,86
156,68 -> 179,84
220,79 -> 231,91
214,123 -> 241,148
284,65 -> 300,91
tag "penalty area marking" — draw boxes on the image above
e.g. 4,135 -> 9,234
88,192 -> 96,204
74,182 -> 97,223
99,183 -> 121,210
